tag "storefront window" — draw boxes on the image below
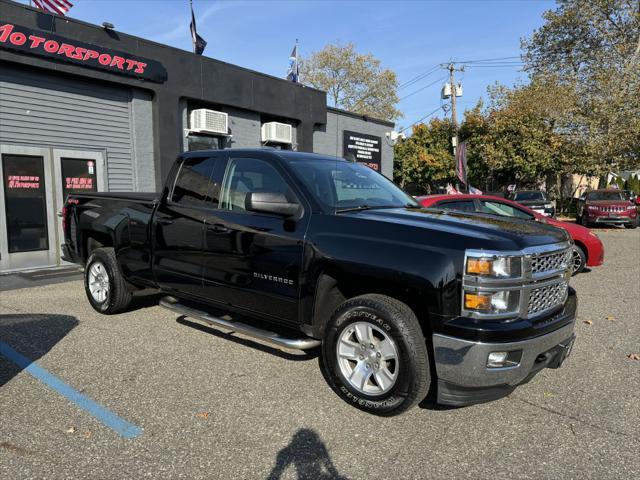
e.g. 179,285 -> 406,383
61,157 -> 98,200
2,154 -> 49,253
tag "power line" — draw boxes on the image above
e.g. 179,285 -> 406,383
399,76 -> 446,101
399,105 -> 444,133
398,64 -> 441,90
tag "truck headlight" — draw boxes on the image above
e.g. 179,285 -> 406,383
464,290 -> 521,315
465,255 -> 522,279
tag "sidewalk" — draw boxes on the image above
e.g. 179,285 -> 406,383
0,266 -> 83,292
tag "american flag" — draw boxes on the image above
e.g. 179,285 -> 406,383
32,0 -> 74,16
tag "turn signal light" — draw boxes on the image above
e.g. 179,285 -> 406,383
464,293 -> 492,310
466,258 -> 492,275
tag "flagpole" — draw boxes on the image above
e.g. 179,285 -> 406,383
190,0 -> 194,54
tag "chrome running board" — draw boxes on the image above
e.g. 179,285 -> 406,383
159,297 -> 321,351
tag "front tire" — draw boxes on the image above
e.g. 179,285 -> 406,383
85,247 -> 132,314
580,214 -> 591,227
571,245 -> 586,275
322,294 -> 430,416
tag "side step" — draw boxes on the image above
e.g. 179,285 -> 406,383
159,297 -> 321,351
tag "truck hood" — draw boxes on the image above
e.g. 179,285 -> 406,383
349,207 -> 569,250
586,200 -> 631,207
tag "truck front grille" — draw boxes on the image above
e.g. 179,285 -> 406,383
599,206 -> 624,212
530,249 -> 572,275
528,281 -> 568,316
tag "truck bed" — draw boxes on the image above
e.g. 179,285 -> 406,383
69,192 -> 160,204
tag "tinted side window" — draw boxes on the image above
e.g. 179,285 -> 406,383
219,158 -> 294,212
171,157 -> 216,206
437,200 -> 476,212
478,200 -> 533,219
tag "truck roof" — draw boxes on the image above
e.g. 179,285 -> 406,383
181,148 -> 348,163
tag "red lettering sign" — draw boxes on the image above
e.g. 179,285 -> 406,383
7,175 -> 40,189
0,23 -> 167,83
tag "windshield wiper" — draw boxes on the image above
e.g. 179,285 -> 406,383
335,203 -> 416,214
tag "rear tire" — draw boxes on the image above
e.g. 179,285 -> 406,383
321,294 -> 430,416
85,247 -> 132,314
571,245 -> 586,275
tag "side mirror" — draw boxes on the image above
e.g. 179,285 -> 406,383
245,192 -> 300,217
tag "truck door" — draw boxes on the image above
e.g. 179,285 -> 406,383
200,154 -> 308,325
152,155 -> 218,297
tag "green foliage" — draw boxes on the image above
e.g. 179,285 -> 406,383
300,42 -> 402,122
522,0 -> 640,173
460,79 -> 582,192
628,175 -> 640,194
393,118 -> 455,194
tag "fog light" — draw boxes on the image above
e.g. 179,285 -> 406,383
487,352 -> 509,368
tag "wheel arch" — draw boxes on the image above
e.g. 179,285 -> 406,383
309,269 -> 434,339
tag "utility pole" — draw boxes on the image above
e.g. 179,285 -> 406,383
446,63 -> 464,155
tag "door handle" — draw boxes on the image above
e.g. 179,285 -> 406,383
208,223 -> 229,233
156,218 -> 172,226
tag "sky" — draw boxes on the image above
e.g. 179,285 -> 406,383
25,0 -> 556,130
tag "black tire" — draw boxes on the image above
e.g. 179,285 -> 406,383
580,214 -> 591,228
624,219 -> 638,229
84,247 -> 132,314
321,294 -> 430,416
571,245 -> 586,275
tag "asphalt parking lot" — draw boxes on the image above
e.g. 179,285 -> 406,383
1,229 -> 639,479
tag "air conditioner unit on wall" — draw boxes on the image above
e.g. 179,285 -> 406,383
261,122 -> 292,144
189,109 -> 228,135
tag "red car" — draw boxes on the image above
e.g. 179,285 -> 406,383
418,194 -> 604,274
576,189 -> 638,228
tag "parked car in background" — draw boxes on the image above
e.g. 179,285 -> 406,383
509,190 -> 555,217
576,189 -> 638,229
418,194 -> 604,275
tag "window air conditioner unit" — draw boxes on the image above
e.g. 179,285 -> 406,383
189,109 -> 228,135
261,122 -> 292,144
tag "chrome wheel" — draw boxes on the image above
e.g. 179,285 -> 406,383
88,261 -> 110,303
336,321 -> 399,396
571,247 -> 584,273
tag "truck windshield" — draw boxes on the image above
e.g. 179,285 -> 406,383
287,158 -> 419,211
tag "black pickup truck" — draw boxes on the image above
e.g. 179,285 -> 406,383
62,149 -> 577,416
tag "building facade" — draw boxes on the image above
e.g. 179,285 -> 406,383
0,0 -> 394,272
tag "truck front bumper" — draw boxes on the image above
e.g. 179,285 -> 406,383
433,321 -> 576,406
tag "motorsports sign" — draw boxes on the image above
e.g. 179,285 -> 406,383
0,23 -> 167,83
343,130 -> 382,171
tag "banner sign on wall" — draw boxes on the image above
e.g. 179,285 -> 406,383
0,23 -> 167,83
342,130 -> 382,172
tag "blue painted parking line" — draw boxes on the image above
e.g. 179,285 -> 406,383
0,340 -> 143,439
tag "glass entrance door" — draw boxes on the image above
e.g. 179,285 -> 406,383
0,145 -> 57,272
52,149 -> 105,262
0,146 -> 105,273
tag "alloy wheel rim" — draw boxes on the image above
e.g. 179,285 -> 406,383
88,261 -> 110,303
336,321 -> 399,396
571,248 -> 583,273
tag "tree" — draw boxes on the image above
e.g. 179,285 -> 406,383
461,79 -> 590,194
301,42 -> 402,121
393,118 -> 455,194
522,0 -> 640,173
